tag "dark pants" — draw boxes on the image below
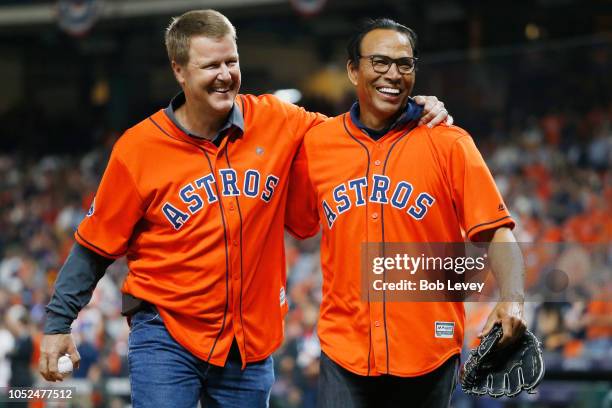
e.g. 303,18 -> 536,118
318,352 -> 459,408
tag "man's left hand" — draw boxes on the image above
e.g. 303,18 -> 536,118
479,302 -> 526,349
413,95 -> 453,127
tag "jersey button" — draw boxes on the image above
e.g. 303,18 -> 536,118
374,160 -> 381,166
374,321 -> 381,327
233,239 -> 239,246
371,212 -> 379,220
229,203 -> 235,211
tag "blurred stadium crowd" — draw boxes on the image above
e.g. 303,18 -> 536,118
0,39 -> 610,407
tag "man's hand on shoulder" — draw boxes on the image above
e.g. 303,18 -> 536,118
413,95 -> 453,127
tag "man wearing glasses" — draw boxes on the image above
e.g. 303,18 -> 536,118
286,18 -> 526,407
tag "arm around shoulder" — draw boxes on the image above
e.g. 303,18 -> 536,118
285,142 -> 320,239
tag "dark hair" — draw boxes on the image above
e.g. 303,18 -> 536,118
346,18 -> 418,67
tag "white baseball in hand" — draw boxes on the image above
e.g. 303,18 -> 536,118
58,355 -> 73,375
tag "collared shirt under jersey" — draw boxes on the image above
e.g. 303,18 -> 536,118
349,98 -> 423,140
164,92 -> 245,146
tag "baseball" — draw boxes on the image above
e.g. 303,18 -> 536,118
57,355 -> 73,375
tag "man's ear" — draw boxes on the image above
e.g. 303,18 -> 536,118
346,60 -> 358,86
171,60 -> 185,86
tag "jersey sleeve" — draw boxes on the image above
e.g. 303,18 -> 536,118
284,100 -> 327,142
75,146 -> 145,258
448,134 -> 514,241
285,141 -> 320,239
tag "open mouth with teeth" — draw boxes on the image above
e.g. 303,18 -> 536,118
376,87 -> 401,96
212,87 -> 231,94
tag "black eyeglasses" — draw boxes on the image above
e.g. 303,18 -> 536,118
359,55 -> 418,74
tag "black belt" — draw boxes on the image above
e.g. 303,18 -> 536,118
121,293 -> 151,316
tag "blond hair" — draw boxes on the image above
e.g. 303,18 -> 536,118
165,9 -> 237,65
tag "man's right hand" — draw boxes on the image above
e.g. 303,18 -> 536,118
39,334 -> 81,381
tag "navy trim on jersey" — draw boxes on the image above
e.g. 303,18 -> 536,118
349,98 -> 423,140
164,91 -> 244,146
467,215 -> 514,238
234,95 -> 249,358
75,230 -> 126,258
149,116 -> 210,150
224,146 -> 249,361
342,113 -> 373,376
379,121 -> 419,374
201,149 -> 231,364
238,94 -> 246,115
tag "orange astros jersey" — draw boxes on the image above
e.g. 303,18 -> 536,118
76,94 -> 324,367
286,113 -> 514,376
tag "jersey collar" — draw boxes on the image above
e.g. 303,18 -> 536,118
163,91 -> 245,146
349,98 -> 423,140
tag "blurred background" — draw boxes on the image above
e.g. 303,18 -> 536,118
0,0 -> 610,407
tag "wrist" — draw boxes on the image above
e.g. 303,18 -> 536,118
499,292 -> 525,302
43,311 -> 73,335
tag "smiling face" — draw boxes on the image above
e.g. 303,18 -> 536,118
172,34 -> 241,120
347,28 -> 415,130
